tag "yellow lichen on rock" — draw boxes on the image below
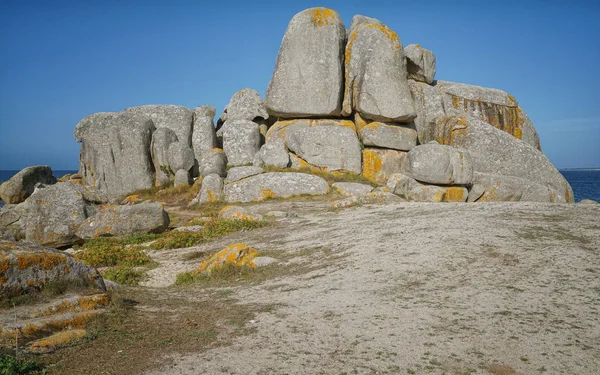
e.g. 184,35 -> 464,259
443,187 -> 467,202
28,329 -> 87,353
259,188 -> 277,201
218,206 -> 263,222
362,149 -> 383,183
309,7 -> 338,27
195,243 -> 259,275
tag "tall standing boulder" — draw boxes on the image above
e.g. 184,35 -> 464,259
266,7 -> 346,118
343,16 -> 416,122
0,166 -> 56,204
192,105 -> 218,164
76,112 -> 156,198
168,141 -> 195,173
222,120 -> 262,166
220,89 -> 269,122
151,127 -> 179,186
404,44 -> 436,84
124,105 -> 194,147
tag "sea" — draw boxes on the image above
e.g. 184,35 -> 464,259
0,169 -> 599,206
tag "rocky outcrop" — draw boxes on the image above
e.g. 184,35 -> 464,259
220,89 -> 269,122
168,141 -> 195,173
355,114 -> 417,151
174,169 -> 192,187
194,243 -> 259,275
404,44 -> 436,84
197,174 -> 224,203
151,127 -> 179,186
0,240 -> 106,298
332,182 -> 374,196
362,148 -> 406,184
218,206 -> 263,221
198,148 -> 227,177
192,105 -> 218,165
124,105 -> 194,147
76,112 -> 156,198
0,166 -> 56,204
224,172 -> 329,202
225,166 -> 264,184
343,16 -> 416,122
401,144 -> 472,185
266,8 -> 346,118
222,120 -> 261,166
387,173 -> 468,202
75,202 -> 169,239
255,139 -> 290,168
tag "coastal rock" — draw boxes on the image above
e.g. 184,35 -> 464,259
224,172 -> 329,202
343,17 -> 416,122
198,148 -> 227,177
330,190 -> 402,208
434,116 -> 573,202
284,121 -> 362,174
0,166 -> 56,204
0,240 -> 106,298
220,89 -> 268,122
222,120 -> 261,166
151,127 -> 179,186
218,206 -> 263,221
387,173 -> 468,202
579,199 -> 598,205
265,8 -> 346,117
168,141 -> 195,173
225,166 -> 264,184
174,169 -> 192,187
332,182 -> 374,196
401,144 -> 473,185
198,174 -> 224,203
75,202 -> 169,239
356,119 -> 417,151
404,44 -> 436,84
257,139 -> 290,168
124,105 -> 194,146
468,172 -> 560,203
362,148 -> 406,184
76,112 -> 156,198
194,243 -> 259,275
192,105 -> 218,162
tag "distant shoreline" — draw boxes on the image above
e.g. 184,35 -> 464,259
560,168 -> 600,171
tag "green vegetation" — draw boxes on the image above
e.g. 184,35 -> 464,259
175,263 -> 272,287
0,352 -> 48,375
0,279 -> 98,310
101,266 -> 150,286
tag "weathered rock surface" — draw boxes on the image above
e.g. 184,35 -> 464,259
225,166 -> 264,184
266,8 -> 346,118
387,173 -> 468,202
198,174 -> 224,203
124,105 -> 194,146
356,119 -> 417,151
220,89 -> 268,122
404,44 -> 436,84
151,127 -> 179,186
401,144 -> 472,185
362,148 -> 406,184
222,120 -> 261,166
0,240 -> 105,298
168,141 -> 195,173
409,80 -> 541,149
285,121 -> 362,174
224,172 -> 329,202
76,112 -> 156,198
343,17 -> 416,122
174,169 -> 192,187
194,243 -> 259,275
434,116 -> 573,202
218,206 -> 263,221
332,182 -> 374,196
76,202 -> 169,239
192,105 -> 218,162
330,190 -> 402,208
198,148 -> 227,177
0,166 -> 56,204
256,139 -> 290,168
468,172 -> 561,203
579,199 -> 598,205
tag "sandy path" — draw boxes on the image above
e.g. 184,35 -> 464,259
146,202 -> 600,375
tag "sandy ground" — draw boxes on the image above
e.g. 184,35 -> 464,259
142,201 -> 599,375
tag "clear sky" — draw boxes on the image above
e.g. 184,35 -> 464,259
1,0 -> 599,170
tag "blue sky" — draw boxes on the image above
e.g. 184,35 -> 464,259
1,0 -> 599,169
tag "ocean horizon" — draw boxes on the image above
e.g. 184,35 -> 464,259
0,169 -> 599,205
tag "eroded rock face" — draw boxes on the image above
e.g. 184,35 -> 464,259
218,206 -> 263,221
222,120 -> 261,167
404,44 -> 436,84
256,139 -> 290,168
168,141 -> 195,173
387,173 -> 468,202
355,115 -> 417,151
198,174 -> 224,203
343,17 -> 416,122
221,89 -> 269,122
0,166 -> 56,204
224,172 -> 329,202
225,166 -> 264,184
362,148 -> 406,184
151,127 -> 179,186
266,8 -> 346,118
174,169 -> 192,187
434,116 -> 573,202
75,202 -> 169,239
76,112 -> 156,198
194,243 -> 259,275
199,148 -> 227,177
123,105 -> 194,147
332,182 -> 374,196
192,105 -> 218,163
0,240 -> 106,298
401,144 -> 473,185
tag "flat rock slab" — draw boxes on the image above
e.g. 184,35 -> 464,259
332,182 -> 374,196
225,166 -> 264,184
224,172 -> 329,202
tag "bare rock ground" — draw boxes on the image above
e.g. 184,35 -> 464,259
144,202 -> 600,375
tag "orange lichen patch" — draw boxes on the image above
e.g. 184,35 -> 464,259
289,154 -> 323,172
354,113 -> 369,132
211,148 -> 224,152
0,253 -> 9,275
121,194 -> 142,205
219,206 -> 262,221
363,23 -> 400,50
38,294 -> 110,317
260,188 -> 277,201
362,149 -> 383,183
444,187 -> 467,202
434,116 -> 469,146
16,252 -> 67,271
507,94 -> 517,106
308,7 -> 338,27
195,243 -> 259,275
565,188 -> 573,203
28,329 -> 87,353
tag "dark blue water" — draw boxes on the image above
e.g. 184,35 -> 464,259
560,170 -> 600,202
0,170 -> 78,207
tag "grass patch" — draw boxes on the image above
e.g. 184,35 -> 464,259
0,351 -> 48,374
262,165 -> 379,187
128,181 -> 201,206
191,201 -> 231,217
149,218 -> 270,250
101,265 -> 152,286
0,279 -> 100,310
175,263 -> 270,286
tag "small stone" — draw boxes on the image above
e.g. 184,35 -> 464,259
194,243 -> 259,275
